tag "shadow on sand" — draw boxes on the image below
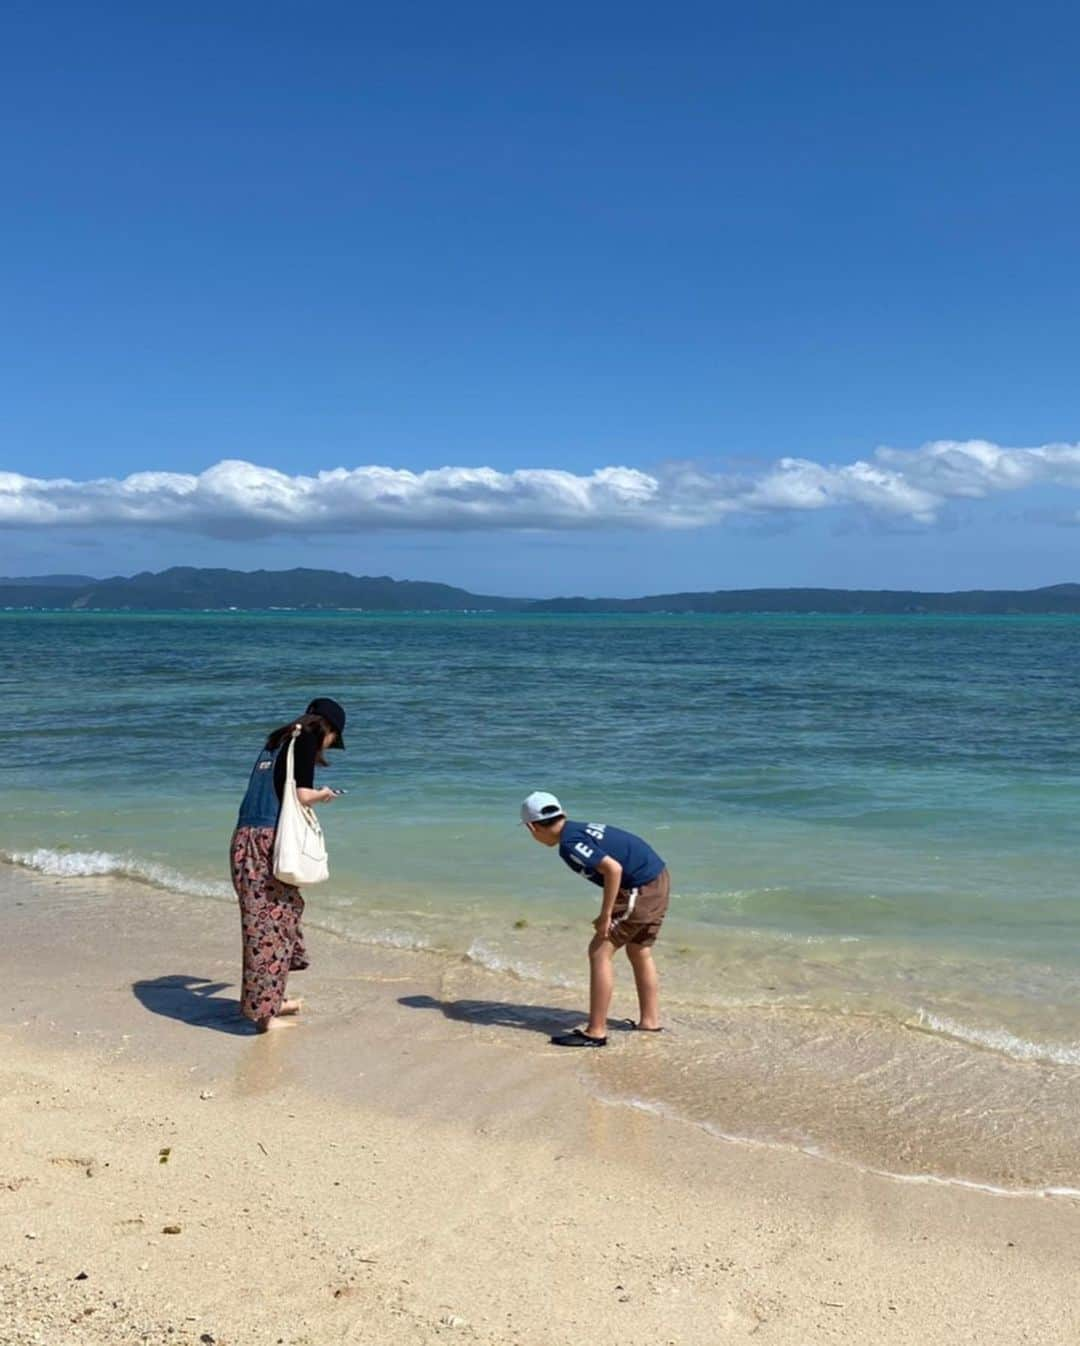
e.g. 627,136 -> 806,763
132,974 -> 254,1035
399,993 -> 601,1037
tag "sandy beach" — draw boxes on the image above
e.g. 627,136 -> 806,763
2,863 -> 1079,1346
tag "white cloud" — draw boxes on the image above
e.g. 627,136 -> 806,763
2,440 -> 1079,537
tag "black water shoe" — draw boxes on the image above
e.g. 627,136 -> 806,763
550,1028 -> 607,1048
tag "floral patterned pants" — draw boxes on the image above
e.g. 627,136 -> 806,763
230,826 -> 309,1022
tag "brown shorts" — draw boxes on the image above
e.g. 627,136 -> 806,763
608,868 -> 670,949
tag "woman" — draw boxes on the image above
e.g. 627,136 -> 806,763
230,697 -> 347,1032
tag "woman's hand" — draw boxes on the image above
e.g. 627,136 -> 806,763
297,786 -> 337,806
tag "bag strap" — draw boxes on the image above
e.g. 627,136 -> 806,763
283,724 -> 302,789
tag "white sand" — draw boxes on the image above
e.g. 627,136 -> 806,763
2,864 -> 1079,1345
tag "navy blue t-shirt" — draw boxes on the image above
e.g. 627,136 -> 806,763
558,820 -> 665,890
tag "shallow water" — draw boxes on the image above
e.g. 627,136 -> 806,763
2,610 -> 1079,1187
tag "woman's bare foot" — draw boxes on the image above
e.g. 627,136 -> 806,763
255,1014 -> 295,1033
276,999 -> 303,1016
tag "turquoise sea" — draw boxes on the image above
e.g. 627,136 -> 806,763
3,610 -> 1079,1190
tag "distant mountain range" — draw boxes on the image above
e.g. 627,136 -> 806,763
0,568 -> 514,612
3,567 -> 1080,614
0,574 -> 99,587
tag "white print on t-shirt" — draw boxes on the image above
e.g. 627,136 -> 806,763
585,823 -> 606,842
574,842 -> 594,860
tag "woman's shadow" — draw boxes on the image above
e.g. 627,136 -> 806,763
132,974 -> 255,1035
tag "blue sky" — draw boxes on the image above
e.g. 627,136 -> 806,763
2,2 -> 1079,595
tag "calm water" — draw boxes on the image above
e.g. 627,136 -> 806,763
3,611 -> 1079,1187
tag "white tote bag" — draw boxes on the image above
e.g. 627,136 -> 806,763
272,728 -> 330,886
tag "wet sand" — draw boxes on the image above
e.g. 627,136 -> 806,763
2,863 -> 1079,1345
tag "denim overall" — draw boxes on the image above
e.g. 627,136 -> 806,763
236,746 -> 282,829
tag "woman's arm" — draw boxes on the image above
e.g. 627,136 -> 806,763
275,730 -> 333,807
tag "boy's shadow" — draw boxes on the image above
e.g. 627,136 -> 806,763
399,994 -> 588,1036
132,974 -> 254,1035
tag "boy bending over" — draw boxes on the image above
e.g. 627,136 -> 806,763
521,791 -> 670,1048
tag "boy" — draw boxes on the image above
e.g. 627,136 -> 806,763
520,791 -> 670,1048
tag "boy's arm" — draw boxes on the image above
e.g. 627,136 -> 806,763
593,856 -> 624,940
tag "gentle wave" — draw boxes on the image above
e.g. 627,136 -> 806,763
910,1009 -> 1080,1067
318,920 -> 433,953
7,848 -> 1079,1074
465,937 -> 564,985
3,847 -> 231,900
597,1092 -> 1080,1201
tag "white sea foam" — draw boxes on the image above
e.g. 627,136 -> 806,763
912,1010 -> 1080,1067
361,928 -> 433,952
464,938 -> 574,987
3,847 -> 230,900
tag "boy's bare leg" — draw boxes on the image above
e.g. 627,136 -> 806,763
586,934 -> 616,1037
625,943 -> 661,1030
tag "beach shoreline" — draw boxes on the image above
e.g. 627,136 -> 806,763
5,853 -> 1078,1196
2,862 -> 1080,1345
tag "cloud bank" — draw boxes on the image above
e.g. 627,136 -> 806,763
2,440 -> 1079,537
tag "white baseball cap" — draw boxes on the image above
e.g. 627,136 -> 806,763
520,791 -> 565,825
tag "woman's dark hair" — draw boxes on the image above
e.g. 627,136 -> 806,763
265,713 -> 338,765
